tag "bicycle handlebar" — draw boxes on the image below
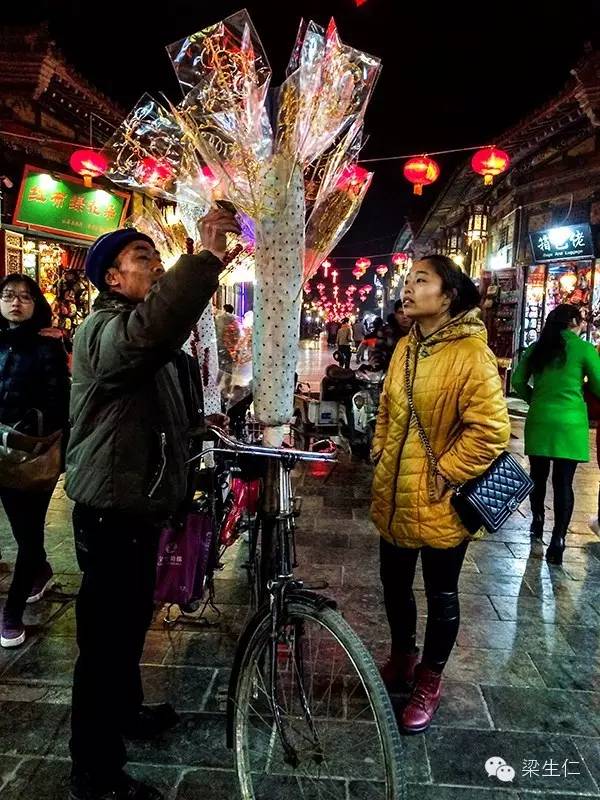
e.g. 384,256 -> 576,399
193,425 -> 337,464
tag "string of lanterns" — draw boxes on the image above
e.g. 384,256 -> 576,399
400,146 -> 510,195
1,128 -> 512,198
303,249 -> 412,323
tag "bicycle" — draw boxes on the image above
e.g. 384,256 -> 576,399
195,425 -> 405,800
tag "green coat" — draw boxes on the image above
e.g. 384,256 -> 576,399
512,330 -> 600,461
65,252 -> 221,516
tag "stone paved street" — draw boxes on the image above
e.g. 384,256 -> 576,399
1,345 -> 600,798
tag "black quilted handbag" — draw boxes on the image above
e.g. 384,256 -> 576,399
405,351 -> 533,534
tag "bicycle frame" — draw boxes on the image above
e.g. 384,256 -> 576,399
198,427 -> 337,764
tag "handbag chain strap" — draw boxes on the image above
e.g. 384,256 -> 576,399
404,348 -> 461,492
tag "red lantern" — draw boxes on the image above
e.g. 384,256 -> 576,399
336,164 -> 370,192
471,147 -> 510,186
352,266 -> 363,279
392,252 -> 408,267
376,264 -> 389,277
69,149 -> 108,188
138,156 -> 172,185
403,156 -> 440,195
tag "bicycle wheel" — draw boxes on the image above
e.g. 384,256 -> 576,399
232,593 -> 405,799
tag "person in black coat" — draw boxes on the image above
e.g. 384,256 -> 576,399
0,274 -> 70,649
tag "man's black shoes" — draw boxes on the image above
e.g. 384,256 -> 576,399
121,703 -> 180,740
69,772 -> 163,800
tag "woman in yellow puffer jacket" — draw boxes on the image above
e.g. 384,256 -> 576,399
371,255 -> 510,734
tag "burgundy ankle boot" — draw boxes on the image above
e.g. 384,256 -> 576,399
380,648 -> 420,693
400,663 -> 442,734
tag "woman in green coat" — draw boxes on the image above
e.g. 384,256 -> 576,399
513,304 -> 600,565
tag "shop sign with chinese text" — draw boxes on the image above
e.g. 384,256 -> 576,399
13,166 -> 129,240
530,224 -> 595,262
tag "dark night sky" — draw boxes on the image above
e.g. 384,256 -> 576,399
4,1 -> 600,262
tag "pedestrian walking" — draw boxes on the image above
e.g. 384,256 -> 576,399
336,317 -> 353,369
352,316 -> 365,350
371,255 -> 509,734
0,274 -> 70,649
215,303 -> 241,405
512,304 -> 600,564
65,208 -> 239,800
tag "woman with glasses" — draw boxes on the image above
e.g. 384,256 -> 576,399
0,274 -> 70,648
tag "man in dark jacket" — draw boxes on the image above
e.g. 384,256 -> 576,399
66,208 -> 239,800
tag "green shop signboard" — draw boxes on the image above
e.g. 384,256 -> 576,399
13,165 -> 129,240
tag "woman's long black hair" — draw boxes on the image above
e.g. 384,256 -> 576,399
0,274 -> 52,331
421,254 -> 481,316
527,303 -> 582,375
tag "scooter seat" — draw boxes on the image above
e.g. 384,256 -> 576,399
324,365 -> 355,381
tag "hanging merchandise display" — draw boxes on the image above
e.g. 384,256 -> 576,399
102,10 -> 380,444
21,238 -> 92,341
522,260 -> 599,348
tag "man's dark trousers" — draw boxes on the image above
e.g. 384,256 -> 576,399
70,504 -> 160,784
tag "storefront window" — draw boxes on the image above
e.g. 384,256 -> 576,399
523,260 -> 596,348
21,238 -> 93,342
590,262 -> 600,346
523,265 -> 545,347
545,261 -> 592,319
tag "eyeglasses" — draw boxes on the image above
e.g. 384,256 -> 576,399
0,291 -> 34,304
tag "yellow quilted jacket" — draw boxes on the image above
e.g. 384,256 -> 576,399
371,310 -> 510,549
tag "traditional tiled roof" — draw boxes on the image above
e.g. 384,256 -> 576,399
0,25 -> 125,124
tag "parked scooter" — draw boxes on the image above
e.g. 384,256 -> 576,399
321,363 -> 385,458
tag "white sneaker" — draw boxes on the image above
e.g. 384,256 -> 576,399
1,624 -> 26,648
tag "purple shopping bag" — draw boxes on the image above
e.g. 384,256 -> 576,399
154,511 -> 215,606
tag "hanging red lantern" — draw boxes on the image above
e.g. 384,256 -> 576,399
70,149 -> 108,188
304,282 -> 312,294
352,266 -> 363,279
336,164 -> 370,192
403,156 -> 440,195
138,156 -> 173,185
392,252 -> 408,267
376,264 -> 389,277
356,257 -> 371,271
471,147 -> 510,186
363,284 -> 373,294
